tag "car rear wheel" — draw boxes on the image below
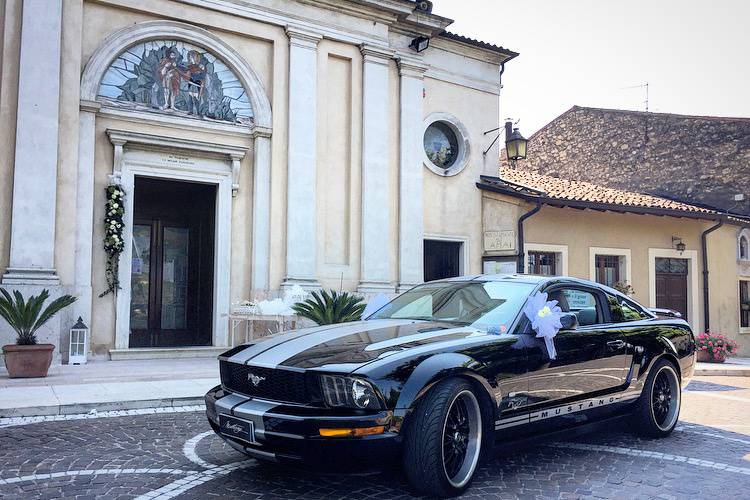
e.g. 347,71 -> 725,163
403,378 -> 483,497
631,359 -> 681,438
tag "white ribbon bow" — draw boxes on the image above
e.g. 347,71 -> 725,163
522,292 -> 563,359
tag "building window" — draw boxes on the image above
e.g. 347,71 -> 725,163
424,122 -> 458,169
422,113 -> 470,177
740,235 -> 749,260
595,255 -> 621,287
528,251 -> 558,276
741,281 -> 750,329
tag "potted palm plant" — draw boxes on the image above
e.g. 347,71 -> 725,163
292,290 -> 365,325
0,288 -> 76,378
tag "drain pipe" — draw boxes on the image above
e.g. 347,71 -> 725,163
517,201 -> 542,273
701,218 -> 724,332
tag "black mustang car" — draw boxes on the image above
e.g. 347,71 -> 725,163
206,275 -> 695,497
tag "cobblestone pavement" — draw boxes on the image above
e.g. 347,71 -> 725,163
1,376 -> 750,499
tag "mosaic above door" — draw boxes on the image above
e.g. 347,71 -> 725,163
98,40 -> 253,125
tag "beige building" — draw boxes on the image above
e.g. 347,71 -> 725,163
0,0 -> 518,362
479,168 -> 750,356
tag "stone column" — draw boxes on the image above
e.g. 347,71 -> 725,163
397,56 -> 428,291
2,0 -> 63,285
358,45 -> 393,294
251,129 -> 272,292
282,26 -> 322,291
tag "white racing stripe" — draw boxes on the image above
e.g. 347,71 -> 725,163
495,392 -> 640,430
227,322 -> 350,363
247,319 -> 415,367
363,327 -> 476,351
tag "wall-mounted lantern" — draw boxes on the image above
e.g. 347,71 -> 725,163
483,120 -> 528,162
69,317 -> 88,365
505,123 -> 528,162
672,236 -> 686,254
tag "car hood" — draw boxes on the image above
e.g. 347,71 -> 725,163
222,318 -> 492,372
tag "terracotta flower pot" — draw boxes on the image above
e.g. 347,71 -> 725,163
2,344 -> 54,378
696,349 -> 724,363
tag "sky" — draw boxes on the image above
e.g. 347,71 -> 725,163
433,0 -> 750,135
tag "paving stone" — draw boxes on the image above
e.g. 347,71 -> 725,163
1,377 -> 750,498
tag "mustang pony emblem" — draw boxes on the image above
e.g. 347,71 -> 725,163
248,373 -> 266,386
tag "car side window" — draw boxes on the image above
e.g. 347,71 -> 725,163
547,288 -> 603,327
606,293 -> 650,322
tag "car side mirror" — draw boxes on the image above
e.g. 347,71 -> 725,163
560,313 -> 578,330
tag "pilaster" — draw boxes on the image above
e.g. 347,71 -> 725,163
2,0 -> 64,285
282,26 -> 323,291
358,44 -> 394,294
396,55 -> 428,291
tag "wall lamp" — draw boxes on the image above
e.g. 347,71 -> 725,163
409,36 -> 430,53
672,236 -> 686,254
483,119 -> 528,161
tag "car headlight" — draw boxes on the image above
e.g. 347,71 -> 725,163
319,374 -> 381,410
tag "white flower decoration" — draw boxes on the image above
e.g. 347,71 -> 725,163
522,291 -> 563,359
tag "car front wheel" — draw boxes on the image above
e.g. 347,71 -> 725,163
631,359 -> 681,438
403,378 -> 483,497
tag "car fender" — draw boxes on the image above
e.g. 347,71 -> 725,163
394,352 -> 496,412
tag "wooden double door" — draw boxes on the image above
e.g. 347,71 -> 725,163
655,257 -> 688,319
129,177 -> 216,348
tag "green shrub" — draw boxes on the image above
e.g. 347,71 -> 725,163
0,289 -> 77,345
292,290 -> 365,325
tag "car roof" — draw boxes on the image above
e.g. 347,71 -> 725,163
430,274 -> 614,289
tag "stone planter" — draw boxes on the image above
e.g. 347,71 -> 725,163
2,344 -> 54,378
696,350 -> 725,363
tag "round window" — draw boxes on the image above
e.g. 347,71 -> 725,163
423,122 -> 459,169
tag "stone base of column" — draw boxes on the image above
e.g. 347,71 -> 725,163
280,277 -> 321,292
357,281 -> 395,295
2,267 -> 60,286
396,282 -> 420,293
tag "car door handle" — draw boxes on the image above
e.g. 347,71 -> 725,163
607,340 -> 627,350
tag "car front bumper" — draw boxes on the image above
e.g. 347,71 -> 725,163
205,385 -> 401,472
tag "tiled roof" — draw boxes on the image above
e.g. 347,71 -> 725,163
501,106 -> 750,216
479,168 -> 750,225
497,167 -> 718,215
438,31 -> 519,59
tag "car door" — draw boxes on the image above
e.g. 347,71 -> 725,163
523,284 -> 631,413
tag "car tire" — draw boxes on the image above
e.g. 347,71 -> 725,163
402,378 -> 483,497
631,359 -> 681,438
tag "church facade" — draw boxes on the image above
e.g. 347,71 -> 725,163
0,0 -> 516,361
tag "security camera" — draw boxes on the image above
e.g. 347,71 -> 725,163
415,1 -> 433,14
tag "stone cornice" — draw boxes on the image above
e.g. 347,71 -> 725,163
285,25 -> 323,49
79,99 -> 102,113
360,44 -> 394,65
106,129 -> 248,160
396,54 -> 429,78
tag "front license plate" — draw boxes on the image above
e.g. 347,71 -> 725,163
219,414 -> 255,444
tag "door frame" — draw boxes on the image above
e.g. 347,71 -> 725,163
109,131 -> 247,350
423,233 -> 469,278
648,248 -> 699,331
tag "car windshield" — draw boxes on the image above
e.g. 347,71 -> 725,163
368,280 -> 536,330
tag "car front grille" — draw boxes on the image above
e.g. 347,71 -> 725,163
220,361 -> 314,405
